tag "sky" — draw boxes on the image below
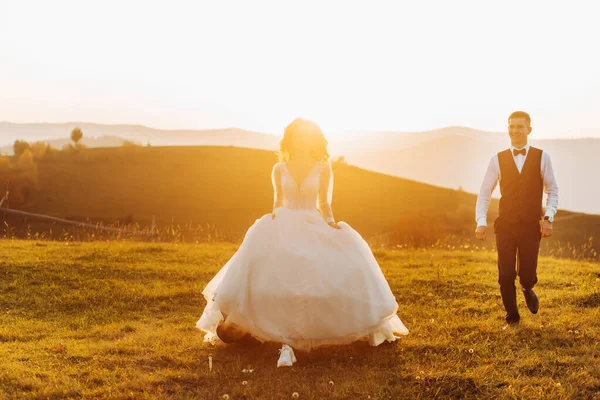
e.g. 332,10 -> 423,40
1,0 -> 599,139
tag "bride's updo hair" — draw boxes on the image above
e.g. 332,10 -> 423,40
278,118 -> 330,162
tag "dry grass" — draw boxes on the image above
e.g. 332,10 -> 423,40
1,240 -> 599,399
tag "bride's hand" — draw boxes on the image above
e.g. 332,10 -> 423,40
328,221 -> 341,230
271,213 -> 276,220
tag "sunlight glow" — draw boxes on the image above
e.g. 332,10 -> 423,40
1,0 -> 599,138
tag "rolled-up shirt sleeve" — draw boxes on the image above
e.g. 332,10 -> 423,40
475,155 -> 500,227
541,152 -> 559,221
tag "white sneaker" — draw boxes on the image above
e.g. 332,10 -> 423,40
277,344 -> 297,367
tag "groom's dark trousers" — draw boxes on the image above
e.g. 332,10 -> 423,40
493,147 -> 544,317
495,221 -> 542,315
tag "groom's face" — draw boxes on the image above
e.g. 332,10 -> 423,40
508,117 -> 532,145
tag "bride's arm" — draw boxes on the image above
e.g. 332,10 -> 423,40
318,162 -> 341,229
272,163 -> 284,217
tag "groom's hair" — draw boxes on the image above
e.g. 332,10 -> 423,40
508,111 -> 531,125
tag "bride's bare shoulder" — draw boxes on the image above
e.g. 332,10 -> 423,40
272,162 -> 286,174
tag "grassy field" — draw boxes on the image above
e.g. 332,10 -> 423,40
1,240 -> 599,399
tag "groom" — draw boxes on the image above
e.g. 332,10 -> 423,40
475,111 -> 559,325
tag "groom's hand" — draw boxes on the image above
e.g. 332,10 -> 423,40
541,220 -> 553,238
475,226 -> 487,241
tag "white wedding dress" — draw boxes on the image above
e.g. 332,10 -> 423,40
196,161 -> 408,351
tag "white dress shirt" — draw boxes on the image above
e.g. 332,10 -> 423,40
475,143 -> 559,227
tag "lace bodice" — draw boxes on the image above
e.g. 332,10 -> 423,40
271,161 -> 334,222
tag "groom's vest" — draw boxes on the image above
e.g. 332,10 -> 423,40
495,146 -> 544,232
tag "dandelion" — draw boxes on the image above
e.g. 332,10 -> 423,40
469,348 -> 474,354
416,376 -> 421,380
292,392 -> 300,398
242,381 -> 248,386
574,330 -> 580,335
222,395 -> 230,400
556,383 -> 562,387
329,381 -> 334,387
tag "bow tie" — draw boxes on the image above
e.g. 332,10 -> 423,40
513,148 -> 527,156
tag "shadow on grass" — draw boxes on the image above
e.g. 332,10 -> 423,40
393,374 -> 485,398
575,292 -> 600,308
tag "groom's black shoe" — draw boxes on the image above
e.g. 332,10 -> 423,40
505,312 -> 520,326
523,288 -> 539,314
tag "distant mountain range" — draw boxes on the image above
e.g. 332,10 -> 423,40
337,130 -> 600,216
0,122 -> 280,153
1,122 -> 598,215
0,135 -> 128,153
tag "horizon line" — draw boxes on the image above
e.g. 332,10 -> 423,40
0,120 -> 598,141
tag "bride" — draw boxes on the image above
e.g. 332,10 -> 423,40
196,118 -> 409,367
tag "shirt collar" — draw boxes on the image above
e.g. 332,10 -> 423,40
510,143 -> 530,155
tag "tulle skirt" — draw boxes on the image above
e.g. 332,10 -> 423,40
196,207 -> 409,351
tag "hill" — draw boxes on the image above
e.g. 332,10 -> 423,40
3,122 -> 599,214
338,131 -> 600,215
1,146 -> 599,254
1,240 -> 599,398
